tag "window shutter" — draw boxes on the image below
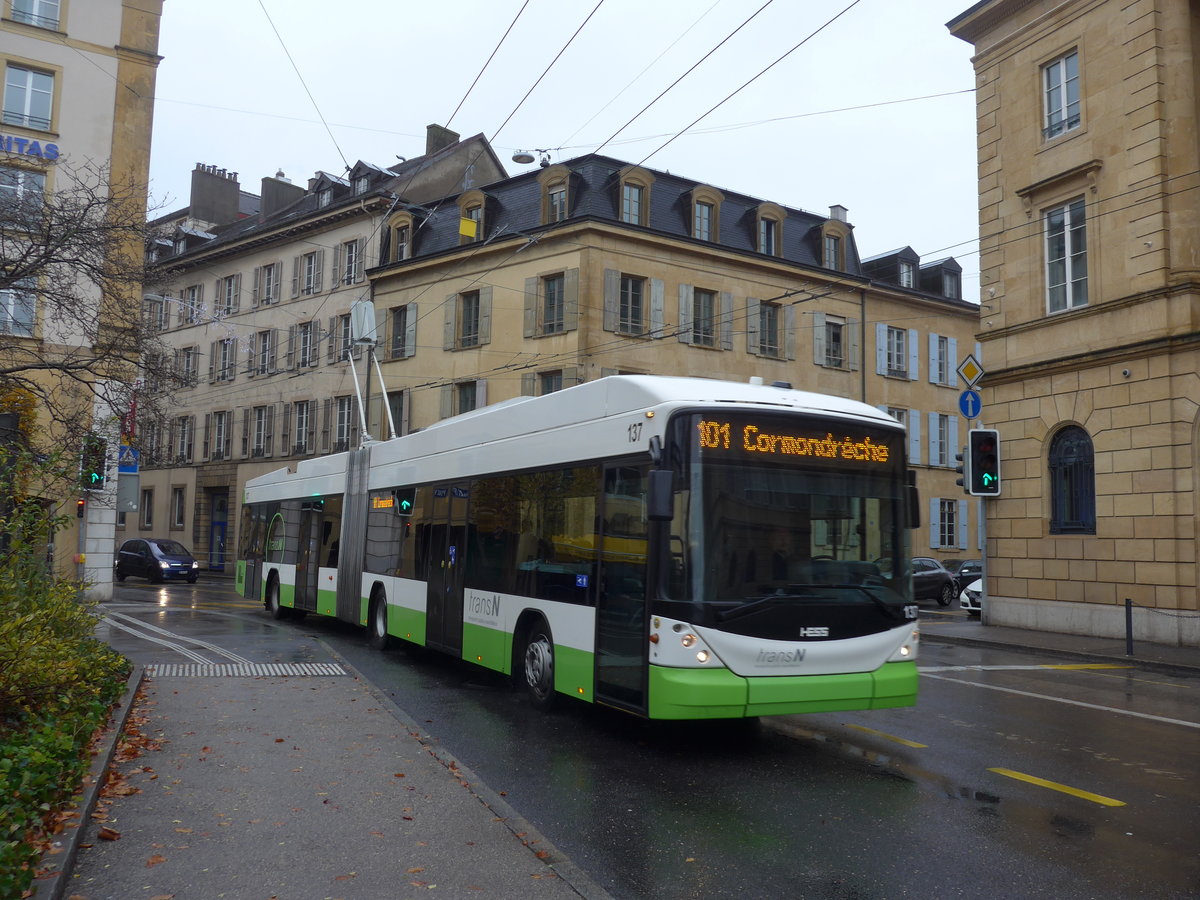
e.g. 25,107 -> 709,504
908,409 -> 921,465
479,286 -> 492,345
313,250 -> 324,291
928,332 -> 940,384
354,238 -> 365,282
291,256 -> 301,298
286,325 -> 296,370
404,303 -> 417,358
650,278 -> 665,338
746,298 -> 761,355
207,341 -> 216,383
521,373 -> 536,396
908,328 -> 919,381
563,365 -> 579,386
268,329 -> 278,371
280,402 -> 291,454
563,268 -> 579,332
958,499 -> 968,549
443,294 -> 457,350
232,274 -> 241,313
603,269 -> 619,332
875,322 -> 888,375
847,319 -> 860,371
440,385 -> 452,418
678,284 -> 694,344
246,336 -> 257,377
326,316 -> 337,363
476,379 -> 487,407
307,403 -> 317,452
929,499 -> 940,548
523,277 -> 537,338
949,415 -> 959,463
784,304 -> 797,360
266,405 -> 275,455
331,243 -> 341,287
927,412 -> 940,466
241,408 -> 250,458
202,413 -> 211,460
251,267 -> 261,307
720,292 -> 733,350
320,398 -> 332,453
947,337 -> 958,384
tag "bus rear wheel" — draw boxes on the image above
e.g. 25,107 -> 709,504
522,623 -> 556,711
266,578 -> 287,620
368,591 -> 394,650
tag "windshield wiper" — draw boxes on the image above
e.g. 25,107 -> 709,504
717,587 -> 824,623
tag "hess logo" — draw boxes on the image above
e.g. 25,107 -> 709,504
799,626 -> 830,637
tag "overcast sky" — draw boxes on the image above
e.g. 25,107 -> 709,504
148,0 -> 980,299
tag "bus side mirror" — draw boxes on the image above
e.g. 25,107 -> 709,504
647,469 -> 674,521
907,471 -> 921,529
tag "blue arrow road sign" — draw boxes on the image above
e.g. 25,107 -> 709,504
958,390 -> 982,420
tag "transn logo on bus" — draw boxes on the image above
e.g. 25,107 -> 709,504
798,627 -> 830,638
757,648 -> 806,664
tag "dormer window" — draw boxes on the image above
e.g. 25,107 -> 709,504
899,259 -> 915,288
538,165 -> 572,225
458,189 -> 487,244
618,166 -> 654,226
755,203 -> 784,256
353,174 -> 369,195
689,186 -> 722,242
824,234 -> 841,269
317,188 -> 332,208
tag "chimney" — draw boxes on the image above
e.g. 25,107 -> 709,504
829,204 -> 848,223
426,123 -> 460,156
189,163 -> 241,226
260,172 -> 306,219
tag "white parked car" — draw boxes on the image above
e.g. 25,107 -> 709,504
959,578 -> 982,616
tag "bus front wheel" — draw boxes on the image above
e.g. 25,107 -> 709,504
368,591 -> 394,651
522,622 -> 556,712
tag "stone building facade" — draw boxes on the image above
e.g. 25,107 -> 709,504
950,0 -> 1200,645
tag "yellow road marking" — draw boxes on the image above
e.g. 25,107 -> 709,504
988,768 -> 1125,807
1041,664 -> 1131,670
844,724 -> 928,748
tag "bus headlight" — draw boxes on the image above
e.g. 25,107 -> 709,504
696,650 -> 710,663
888,628 -> 919,662
680,633 -> 697,648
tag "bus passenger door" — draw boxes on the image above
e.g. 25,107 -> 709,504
294,503 -> 322,612
594,465 -> 649,713
424,484 -> 468,656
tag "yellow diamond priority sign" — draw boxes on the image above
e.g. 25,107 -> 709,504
957,354 -> 984,388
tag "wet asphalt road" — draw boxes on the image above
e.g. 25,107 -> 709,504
98,579 -> 1200,899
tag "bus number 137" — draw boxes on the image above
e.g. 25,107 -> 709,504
697,419 -> 731,449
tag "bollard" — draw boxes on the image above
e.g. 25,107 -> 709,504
1125,598 -> 1134,657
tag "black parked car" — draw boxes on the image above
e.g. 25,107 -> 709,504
943,558 -> 982,592
115,538 -> 199,583
911,556 -> 957,606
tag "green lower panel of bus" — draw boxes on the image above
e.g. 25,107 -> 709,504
317,588 -> 336,618
461,623 -> 593,701
391,605 -> 427,645
235,560 -> 246,596
648,660 -> 919,720
276,582 -> 296,608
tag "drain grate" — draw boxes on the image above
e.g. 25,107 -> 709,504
146,662 -> 346,678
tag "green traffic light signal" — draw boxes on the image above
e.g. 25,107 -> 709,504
80,436 -> 108,491
968,429 -> 1000,496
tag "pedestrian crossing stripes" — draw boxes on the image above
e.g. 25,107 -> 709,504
146,662 -> 346,678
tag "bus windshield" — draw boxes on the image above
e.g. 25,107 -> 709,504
675,412 -> 912,633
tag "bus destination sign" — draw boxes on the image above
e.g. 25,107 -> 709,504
698,417 -> 893,464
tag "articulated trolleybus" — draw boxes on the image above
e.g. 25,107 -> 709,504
238,376 -> 920,720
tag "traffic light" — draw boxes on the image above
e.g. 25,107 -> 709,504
968,428 -> 1001,496
76,498 -> 85,518
954,447 -> 970,494
80,435 -> 108,491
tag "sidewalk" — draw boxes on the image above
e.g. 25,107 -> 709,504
41,667 -> 607,900
921,614 -> 1200,676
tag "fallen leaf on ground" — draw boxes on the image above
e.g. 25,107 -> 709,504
98,826 -> 121,841
146,853 -> 167,867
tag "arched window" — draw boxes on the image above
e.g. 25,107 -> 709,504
1049,425 -> 1095,534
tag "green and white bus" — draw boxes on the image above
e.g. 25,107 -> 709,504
237,375 -> 921,720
